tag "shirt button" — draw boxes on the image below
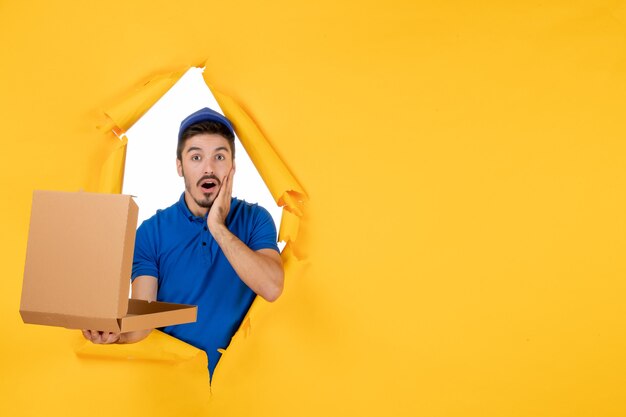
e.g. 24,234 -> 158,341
204,226 -> 207,231
202,242 -> 206,246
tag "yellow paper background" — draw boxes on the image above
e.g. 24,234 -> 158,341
2,1 -> 626,416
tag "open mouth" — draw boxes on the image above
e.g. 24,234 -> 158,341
199,178 -> 218,191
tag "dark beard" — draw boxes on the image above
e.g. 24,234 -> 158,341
193,194 -> 213,209
181,167 -> 218,210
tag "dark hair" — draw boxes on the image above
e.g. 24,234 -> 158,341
177,121 -> 235,160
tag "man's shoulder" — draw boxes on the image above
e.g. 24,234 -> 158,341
137,199 -> 182,230
231,197 -> 259,210
229,198 -> 278,250
229,198 -> 277,239
230,197 -> 272,220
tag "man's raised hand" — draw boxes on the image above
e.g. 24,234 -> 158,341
208,166 -> 235,231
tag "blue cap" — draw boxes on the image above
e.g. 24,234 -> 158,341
178,107 -> 235,140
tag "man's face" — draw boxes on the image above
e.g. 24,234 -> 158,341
176,133 -> 234,215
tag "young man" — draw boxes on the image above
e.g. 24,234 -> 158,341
83,107 -> 284,376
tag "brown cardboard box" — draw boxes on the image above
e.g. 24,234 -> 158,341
20,190 -> 197,332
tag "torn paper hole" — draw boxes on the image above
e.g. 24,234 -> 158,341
121,67 -> 284,249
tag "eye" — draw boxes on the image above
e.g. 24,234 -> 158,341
191,155 -> 201,161
216,154 -> 225,161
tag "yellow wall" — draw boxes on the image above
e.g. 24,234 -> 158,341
2,1 -> 626,416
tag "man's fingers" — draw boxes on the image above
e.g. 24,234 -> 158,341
82,330 -> 120,344
103,332 -> 120,344
89,330 -> 100,343
84,330 -> 100,343
216,174 -> 228,201
207,168 -> 234,229
219,172 -> 231,203
228,165 -> 235,191
214,167 -> 234,203
223,168 -> 234,198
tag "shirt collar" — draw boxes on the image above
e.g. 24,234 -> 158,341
176,192 -> 206,223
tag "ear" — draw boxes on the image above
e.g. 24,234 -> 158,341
176,158 -> 183,177
232,159 -> 237,174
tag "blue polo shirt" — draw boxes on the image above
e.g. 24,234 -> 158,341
131,193 -> 279,377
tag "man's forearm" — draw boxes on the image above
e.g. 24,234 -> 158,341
118,275 -> 159,343
210,223 -> 284,302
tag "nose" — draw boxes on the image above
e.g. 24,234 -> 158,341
202,159 -> 215,175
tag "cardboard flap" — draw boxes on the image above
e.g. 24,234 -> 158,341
119,299 -> 197,333
20,191 -> 138,319
20,310 -> 122,333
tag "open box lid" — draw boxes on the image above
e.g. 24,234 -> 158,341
21,191 -> 144,323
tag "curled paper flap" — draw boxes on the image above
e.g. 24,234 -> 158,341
205,77 -> 307,252
99,68 -> 189,133
96,69 -> 187,193
204,83 -> 306,201
97,132 -> 127,194
74,330 -> 207,366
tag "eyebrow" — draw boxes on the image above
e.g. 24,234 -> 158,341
185,146 -> 231,154
213,146 -> 231,154
185,146 -> 202,154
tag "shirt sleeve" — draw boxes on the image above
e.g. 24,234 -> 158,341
247,205 -> 280,252
131,220 -> 160,281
